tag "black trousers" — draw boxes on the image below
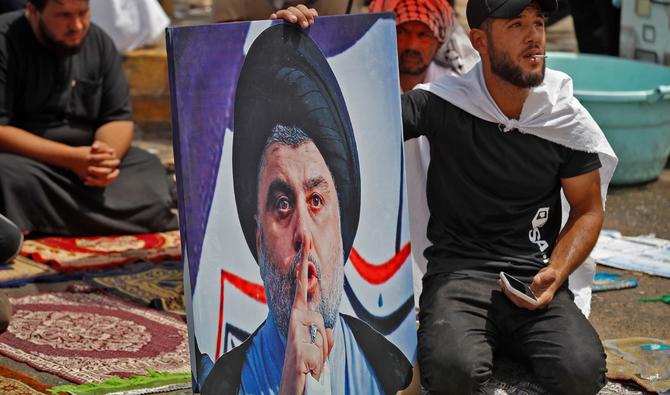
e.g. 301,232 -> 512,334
418,271 -> 607,395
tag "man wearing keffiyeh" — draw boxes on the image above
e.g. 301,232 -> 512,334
369,0 -> 456,92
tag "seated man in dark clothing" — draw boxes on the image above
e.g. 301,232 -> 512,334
0,0 -> 178,236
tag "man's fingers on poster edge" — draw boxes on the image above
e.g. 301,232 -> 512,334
295,4 -> 318,24
271,6 -> 317,28
271,9 -> 298,23
287,6 -> 310,28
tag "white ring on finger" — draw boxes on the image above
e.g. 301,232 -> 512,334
309,323 -> 318,344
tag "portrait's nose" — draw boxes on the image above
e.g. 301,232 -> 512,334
292,202 -> 313,255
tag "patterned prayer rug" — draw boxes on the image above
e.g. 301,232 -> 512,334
0,292 -> 190,384
85,262 -> 185,317
0,256 -> 57,287
0,365 -> 51,394
20,231 -> 181,272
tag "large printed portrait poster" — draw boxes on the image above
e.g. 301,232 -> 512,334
167,13 -> 416,394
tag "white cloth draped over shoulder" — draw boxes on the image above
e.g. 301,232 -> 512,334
407,61 -> 618,317
415,61 -> 618,190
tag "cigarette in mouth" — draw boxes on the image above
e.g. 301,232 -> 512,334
530,54 -> 548,59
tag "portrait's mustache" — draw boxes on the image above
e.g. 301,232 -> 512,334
288,248 -> 321,289
258,232 -> 343,335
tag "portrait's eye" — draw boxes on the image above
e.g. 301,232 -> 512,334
309,194 -> 323,209
275,196 -> 292,218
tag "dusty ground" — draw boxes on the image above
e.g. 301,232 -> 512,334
591,169 -> 670,341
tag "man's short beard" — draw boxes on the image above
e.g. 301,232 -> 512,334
38,18 -> 86,56
257,230 -> 344,338
487,39 -> 545,88
399,49 -> 430,76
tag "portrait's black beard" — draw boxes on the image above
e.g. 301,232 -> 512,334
399,49 -> 430,76
488,44 -> 545,88
39,18 -> 86,57
257,231 -> 343,338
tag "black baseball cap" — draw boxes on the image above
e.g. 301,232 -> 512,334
466,0 -> 558,29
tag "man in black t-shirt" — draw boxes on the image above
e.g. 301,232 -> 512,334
278,1 -> 611,393
402,0 -> 608,393
0,0 -> 177,236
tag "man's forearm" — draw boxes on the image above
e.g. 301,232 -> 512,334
548,207 -> 603,288
94,120 -> 133,159
0,125 -> 81,170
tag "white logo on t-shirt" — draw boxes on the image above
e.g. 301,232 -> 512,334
529,207 -> 549,252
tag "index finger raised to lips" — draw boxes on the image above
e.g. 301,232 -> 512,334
293,251 -> 310,310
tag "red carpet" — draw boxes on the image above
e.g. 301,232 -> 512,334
20,231 -> 181,272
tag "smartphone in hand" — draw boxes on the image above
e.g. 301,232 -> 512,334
500,272 -> 539,306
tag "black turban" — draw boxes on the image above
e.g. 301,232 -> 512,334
232,23 -> 361,263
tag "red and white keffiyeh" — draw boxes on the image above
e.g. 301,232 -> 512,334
369,0 -> 455,42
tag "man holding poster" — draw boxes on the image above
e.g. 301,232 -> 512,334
201,23 -> 412,395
